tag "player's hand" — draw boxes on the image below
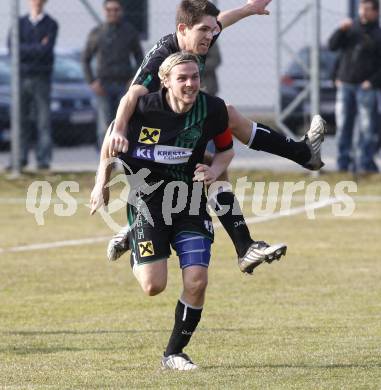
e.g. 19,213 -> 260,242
246,0 -> 271,16
41,36 -> 49,45
361,80 -> 372,90
193,164 -> 218,186
90,183 -> 110,215
90,80 -> 106,97
108,130 -> 129,157
340,18 -> 353,31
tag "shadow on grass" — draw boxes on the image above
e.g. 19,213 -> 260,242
2,346 -> 85,355
3,329 -> 170,336
202,363 -> 381,370
2,326 -> 348,337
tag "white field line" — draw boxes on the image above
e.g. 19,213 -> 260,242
0,197 -> 344,254
0,195 -> 381,204
241,195 -> 381,203
0,236 -> 110,254
213,197 -> 340,228
0,197 -> 91,204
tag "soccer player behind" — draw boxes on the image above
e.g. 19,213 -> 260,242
102,0 -> 325,273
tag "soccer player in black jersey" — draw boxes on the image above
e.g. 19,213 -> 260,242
91,52 -> 283,370
103,0 -> 325,272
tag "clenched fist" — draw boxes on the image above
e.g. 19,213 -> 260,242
246,0 -> 272,16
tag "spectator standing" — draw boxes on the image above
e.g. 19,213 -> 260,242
8,0 -> 58,170
329,0 -> 381,173
377,90 -> 381,151
201,42 -> 221,96
82,0 -> 144,149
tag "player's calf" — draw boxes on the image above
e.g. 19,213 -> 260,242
227,104 -> 327,170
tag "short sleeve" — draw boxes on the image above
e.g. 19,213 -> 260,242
131,36 -> 174,93
132,56 -> 164,93
134,94 -> 147,116
206,95 -> 232,151
214,98 -> 229,134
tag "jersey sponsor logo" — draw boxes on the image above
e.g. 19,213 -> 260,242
155,146 -> 192,163
133,145 -> 193,164
138,240 -> 155,257
134,146 -> 154,160
138,127 -> 161,144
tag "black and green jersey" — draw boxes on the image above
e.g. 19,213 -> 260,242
119,88 -> 231,183
132,24 -> 222,93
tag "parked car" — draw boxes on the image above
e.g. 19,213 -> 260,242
280,46 -> 338,134
0,58 -> 11,149
0,51 -> 96,149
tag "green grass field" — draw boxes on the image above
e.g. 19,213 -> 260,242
1,171 -> 380,389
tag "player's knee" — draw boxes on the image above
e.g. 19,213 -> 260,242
141,280 -> 167,296
142,283 -> 166,297
184,276 -> 208,298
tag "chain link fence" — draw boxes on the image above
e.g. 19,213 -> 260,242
276,0 -> 348,133
0,0 -> 349,163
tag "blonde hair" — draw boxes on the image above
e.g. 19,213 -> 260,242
158,52 -> 200,84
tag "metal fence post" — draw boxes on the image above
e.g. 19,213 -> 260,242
310,0 -> 321,178
349,0 -> 358,18
275,0 -> 282,131
10,0 -> 21,176
275,0 -> 323,137
78,0 -> 102,24
310,0 -> 321,117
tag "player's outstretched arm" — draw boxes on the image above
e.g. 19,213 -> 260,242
194,148 -> 234,186
218,0 -> 271,29
107,84 -> 149,156
90,135 -> 114,215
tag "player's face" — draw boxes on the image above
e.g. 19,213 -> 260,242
359,2 -> 379,23
165,62 -> 200,110
182,16 -> 219,55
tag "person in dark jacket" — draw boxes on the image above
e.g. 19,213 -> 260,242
9,0 -> 58,170
201,41 -> 221,96
329,0 -> 381,173
82,0 -> 144,149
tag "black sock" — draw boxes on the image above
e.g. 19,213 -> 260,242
214,191 -> 253,258
250,123 -> 311,166
164,300 -> 202,357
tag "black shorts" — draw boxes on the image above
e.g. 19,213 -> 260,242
127,186 -> 214,267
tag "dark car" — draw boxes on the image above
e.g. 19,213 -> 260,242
280,46 -> 338,134
0,58 -> 11,148
0,52 -> 96,149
